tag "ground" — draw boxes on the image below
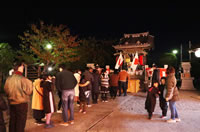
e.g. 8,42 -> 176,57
3,90 -> 200,132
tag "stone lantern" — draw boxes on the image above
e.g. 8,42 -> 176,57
180,62 -> 195,90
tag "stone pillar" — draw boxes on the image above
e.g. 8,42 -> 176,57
180,62 -> 195,90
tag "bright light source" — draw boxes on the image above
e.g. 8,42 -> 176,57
172,50 -> 178,54
195,48 -> 200,58
46,44 -> 52,49
48,67 -> 53,71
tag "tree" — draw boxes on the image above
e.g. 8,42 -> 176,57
72,37 -> 116,70
159,53 -> 177,67
0,43 -> 15,91
19,21 -> 80,72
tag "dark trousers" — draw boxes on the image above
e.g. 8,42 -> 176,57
0,125 -> 6,132
58,91 -> 62,110
120,81 -> 127,96
101,93 -> 108,101
33,109 -> 45,122
9,103 -> 28,132
110,86 -> 118,98
80,101 -> 86,112
159,98 -> 168,116
92,92 -> 99,103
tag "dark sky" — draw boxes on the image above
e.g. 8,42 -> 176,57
1,8 -> 200,54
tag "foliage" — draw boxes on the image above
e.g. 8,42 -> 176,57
0,43 -> 15,73
68,37 -> 116,70
18,21 -> 80,72
159,53 -> 177,67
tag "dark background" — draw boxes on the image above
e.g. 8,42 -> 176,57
1,8 -> 200,60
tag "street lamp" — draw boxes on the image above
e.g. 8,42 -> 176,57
194,48 -> 200,58
172,49 -> 178,54
48,66 -> 53,72
46,44 -> 52,49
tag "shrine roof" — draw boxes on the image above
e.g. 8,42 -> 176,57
118,32 -> 154,46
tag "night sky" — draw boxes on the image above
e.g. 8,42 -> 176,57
1,8 -> 200,55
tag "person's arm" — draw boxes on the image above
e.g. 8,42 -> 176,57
22,78 -> 33,95
166,78 -> 175,101
79,81 -> 90,87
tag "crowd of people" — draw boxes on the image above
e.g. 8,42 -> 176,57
0,62 -> 181,132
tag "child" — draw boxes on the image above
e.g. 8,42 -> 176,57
40,74 -> 56,128
159,77 -> 168,119
145,81 -> 160,120
79,75 -> 90,114
0,96 -> 7,132
100,69 -> 110,102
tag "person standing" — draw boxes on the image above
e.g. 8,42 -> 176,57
74,70 -> 82,105
92,69 -> 101,104
79,75 -> 90,114
41,75 -> 56,128
83,67 -> 94,107
56,64 -> 77,126
118,68 -> 130,96
109,70 -> 119,99
32,76 -> 45,125
165,66 -> 181,123
145,81 -> 160,120
0,96 -> 7,132
100,69 -> 110,102
151,64 -> 160,86
4,62 -> 33,132
158,77 -> 168,119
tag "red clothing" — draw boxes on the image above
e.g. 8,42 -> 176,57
119,70 -> 130,82
110,74 -> 119,87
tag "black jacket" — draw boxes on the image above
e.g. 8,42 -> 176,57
145,86 -> 159,113
56,70 -> 77,91
83,70 -> 94,90
0,96 -> 7,125
79,79 -> 89,102
92,73 -> 101,93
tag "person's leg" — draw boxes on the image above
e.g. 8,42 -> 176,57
45,113 -> 52,125
92,91 -> 95,103
113,86 -> 117,98
87,91 -> 90,105
62,91 -> 69,122
174,103 -> 179,119
163,101 -> 168,116
15,103 -> 28,132
9,105 -> 17,132
79,101 -> 83,112
169,101 -> 176,120
83,102 -> 87,112
122,82 -> 126,96
68,90 -> 75,121
148,111 -> 152,119
96,93 -> 99,103
45,113 -> 54,128
110,86 -> 113,98
0,125 -> 6,132
58,91 -> 62,110
105,93 -> 108,101
118,81 -> 122,96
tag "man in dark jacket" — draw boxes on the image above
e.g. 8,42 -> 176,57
151,64 -> 160,87
92,69 -> 101,104
83,67 -> 94,107
0,96 -> 7,132
56,64 -> 77,126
